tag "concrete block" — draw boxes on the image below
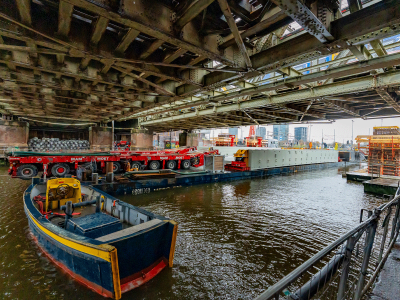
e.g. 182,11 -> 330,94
0,120 -> 29,147
89,127 -> 112,150
131,129 -> 153,150
186,133 -> 201,147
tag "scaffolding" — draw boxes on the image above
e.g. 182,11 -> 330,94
368,134 -> 400,176
373,126 -> 400,135
246,136 -> 263,147
215,134 -> 235,147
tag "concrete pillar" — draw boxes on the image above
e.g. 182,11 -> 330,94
186,133 -> 201,147
89,126 -> 112,151
130,128 -> 153,150
0,120 -> 29,148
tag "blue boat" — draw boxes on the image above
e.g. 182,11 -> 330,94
24,177 -> 178,299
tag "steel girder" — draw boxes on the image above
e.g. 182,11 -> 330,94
141,70 -> 400,126
1,0 -> 400,126
135,52 -> 400,118
376,88 -> 400,113
170,0 -> 400,99
270,0 -> 334,43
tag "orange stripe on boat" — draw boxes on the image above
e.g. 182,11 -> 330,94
30,233 -> 114,299
120,260 -> 167,293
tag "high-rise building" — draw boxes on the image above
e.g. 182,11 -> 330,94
228,127 -> 239,137
255,126 -> 266,139
294,127 -> 308,143
273,124 -> 289,141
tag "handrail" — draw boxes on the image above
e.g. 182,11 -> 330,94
255,194 -> 400,300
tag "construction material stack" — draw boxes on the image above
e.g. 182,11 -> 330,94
28,137 -> 90,151
215,134 -> 235,146
204,155 -> 225,173
368,126 -> 400,176
246,136 -> 263,147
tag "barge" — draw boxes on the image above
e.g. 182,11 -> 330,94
24,177 -> 178,299
95,161 -> 344,197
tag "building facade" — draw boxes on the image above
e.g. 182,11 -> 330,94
228,127 -> 239,137
294,127 -> 308,143
273,124 -> 289,141
255,127 -> 266,139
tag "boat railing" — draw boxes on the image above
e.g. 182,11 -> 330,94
255,193 -> 400,300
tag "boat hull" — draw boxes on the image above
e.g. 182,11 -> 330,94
24,181 -> 178,299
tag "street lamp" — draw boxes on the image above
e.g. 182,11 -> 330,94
351,120 -> 354,147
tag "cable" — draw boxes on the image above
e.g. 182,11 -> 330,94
18,117 -> 96,126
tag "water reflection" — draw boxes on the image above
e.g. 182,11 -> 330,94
0,165 -> 383,299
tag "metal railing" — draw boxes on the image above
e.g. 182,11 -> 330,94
255,193 -> 400,300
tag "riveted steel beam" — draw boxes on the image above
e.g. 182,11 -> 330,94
322,100 -> 360,117
217,0 -> 252,68
270,0 -> 334,43
276,103 -> 324,119
369,40 -> 388,57
376,88 -> 400,113
115,28 -> 140,54
140,70 -> 400,125
170,0 -> 400,100
16,0 -> 31,26
158,52 -> 400,114
175,0 -> 215,30
90,16 -> 109,46
57,1 -> 74,37
348,44 -> 372,61
163,48 -> 187,64
348,0 -> 363,13
220,7 -> 292,49
62,0 -> 234,66
140,39 -> 164,60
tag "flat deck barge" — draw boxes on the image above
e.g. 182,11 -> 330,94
363,177 -> 400,195
345,168 -> 400,195
93,161 -> 344,197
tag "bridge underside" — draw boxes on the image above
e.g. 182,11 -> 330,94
0,0 -> 400,131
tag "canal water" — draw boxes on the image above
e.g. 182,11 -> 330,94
0,165 -> 385,299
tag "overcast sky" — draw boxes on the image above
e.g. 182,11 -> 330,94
290,117 -> 400,144
210,117 -> 400,144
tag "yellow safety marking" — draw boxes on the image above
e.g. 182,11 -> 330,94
26,208 -> 114,262
168,220 -> 178,268
101,195 -> 105,211
110,248 -> 121,300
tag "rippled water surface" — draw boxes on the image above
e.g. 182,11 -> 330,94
0,164 -> 384,299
